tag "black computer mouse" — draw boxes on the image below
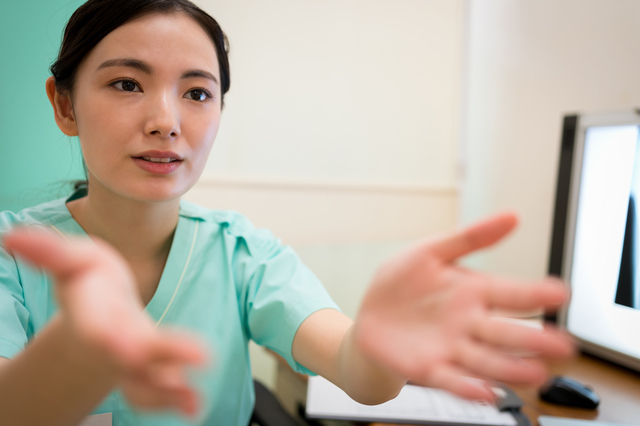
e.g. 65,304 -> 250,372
539,375 -> 600,409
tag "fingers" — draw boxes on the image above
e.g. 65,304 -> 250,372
483,277 -> 568,311
115,329 -> 209,374
146,331 -> 209,367
473,318 -> 575,359
118,332 -> 209,416
428,212 -> 518,262
2,228 -> 119,281
454,339 -> 549,386
417,365 -> 496,402
122,375 -> 199,416
442,267 -> 568,315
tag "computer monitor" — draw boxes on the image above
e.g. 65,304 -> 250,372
549,109 -> 640,372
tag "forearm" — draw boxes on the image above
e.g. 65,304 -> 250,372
336,324 -> 406,405
293,309 -> 406,405
0,315 -> 119,426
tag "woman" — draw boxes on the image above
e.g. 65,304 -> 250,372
0,0 -> 573,425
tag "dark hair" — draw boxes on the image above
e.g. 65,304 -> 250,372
50,0 -> 230,104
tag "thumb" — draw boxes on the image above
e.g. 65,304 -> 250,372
428,212 -> 518,262
3,227 -> 101,281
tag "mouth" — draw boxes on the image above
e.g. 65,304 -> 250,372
135,156 -> 182,163
131,153 -> 184,175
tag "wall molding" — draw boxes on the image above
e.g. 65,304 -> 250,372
196,174 -> 458,196
186,175 -> 459,245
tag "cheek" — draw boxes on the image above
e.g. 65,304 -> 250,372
190,113 -> 221,167
74,96 -> 136,159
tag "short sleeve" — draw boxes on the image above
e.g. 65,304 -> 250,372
236,229 -> 340,375
0,223 -> 30,359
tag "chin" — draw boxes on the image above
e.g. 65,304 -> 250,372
88,172 -> 194,204
123,183 -> 190,204
139,189 -> 185,203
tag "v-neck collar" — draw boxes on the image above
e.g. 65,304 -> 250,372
52,191 -> 199,322
144,214 -> 197,322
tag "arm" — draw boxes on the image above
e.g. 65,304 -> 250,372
0,229 -> 206,425
293,213 -> 574,404
292,309 -> 405,405
0,317 -> 119,426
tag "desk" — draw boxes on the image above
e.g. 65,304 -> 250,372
274,352 -> 640,426
512,353 -> 640,425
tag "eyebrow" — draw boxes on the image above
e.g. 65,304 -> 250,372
97,58 -> 218,85
97,58 -> 152,74
181,69 -> 218,85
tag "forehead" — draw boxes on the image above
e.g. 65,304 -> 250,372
81,12 -> 219,77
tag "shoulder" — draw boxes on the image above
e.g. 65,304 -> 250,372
179,200 -> 278,255
0,197 -> 71,233
0,200 -> 67,298
0,198 -> 71,279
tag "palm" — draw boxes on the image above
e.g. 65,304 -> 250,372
3,229 -> 206,415
355,213 -> 573,400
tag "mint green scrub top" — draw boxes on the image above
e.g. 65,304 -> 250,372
0,192 -> 340,426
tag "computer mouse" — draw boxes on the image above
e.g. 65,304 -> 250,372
539,375 -> 600,409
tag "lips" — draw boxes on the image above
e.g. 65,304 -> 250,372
133,150 -> 183,160
132,151 -> 184,174
140,156 -> 179,163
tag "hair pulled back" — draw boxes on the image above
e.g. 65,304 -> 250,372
50,0 -> 230,104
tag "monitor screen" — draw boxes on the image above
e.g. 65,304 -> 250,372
552,110 -> 640,371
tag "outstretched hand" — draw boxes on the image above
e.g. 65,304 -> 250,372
3,229 -> 208,416
353,212 -> 574,401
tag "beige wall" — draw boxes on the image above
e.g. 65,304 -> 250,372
460,0 -> 640,279
187,0 -> 640,390
187,0 -> 466,387
195,0 -> 464,186
185,177 -> 456,246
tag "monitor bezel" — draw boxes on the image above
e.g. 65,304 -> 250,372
552,109 -> 640,372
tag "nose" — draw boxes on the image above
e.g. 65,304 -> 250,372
144,92 -> 180,138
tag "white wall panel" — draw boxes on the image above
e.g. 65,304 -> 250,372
461,0 -> 640,279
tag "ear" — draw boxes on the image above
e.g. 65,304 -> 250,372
46,76 -> 78,137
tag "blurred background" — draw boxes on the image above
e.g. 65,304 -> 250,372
2,0 -> 640,388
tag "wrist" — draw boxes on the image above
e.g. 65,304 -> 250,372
50,314 -> 122,387
339,324 -> 406,404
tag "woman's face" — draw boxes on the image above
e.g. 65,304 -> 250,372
69,12 -> 222,203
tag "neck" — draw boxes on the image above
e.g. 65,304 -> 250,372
66,184 -> 180,262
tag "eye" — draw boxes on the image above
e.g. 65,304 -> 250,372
112,79 -> 141,92
184,88 -> 212,102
